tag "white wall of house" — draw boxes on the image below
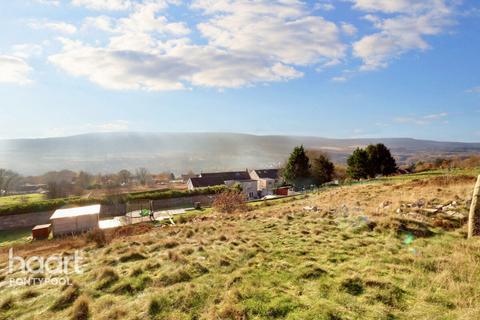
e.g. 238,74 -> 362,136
257,178 -> 275,197
225,180 -> 259,199
187,179 -> 195,191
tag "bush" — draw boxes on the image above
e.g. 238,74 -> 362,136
212,190 -> 247,214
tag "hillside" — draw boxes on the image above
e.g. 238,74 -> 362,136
1,171 -> 480,319
1,132 -> 479,175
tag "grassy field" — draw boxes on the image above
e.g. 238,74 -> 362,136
0,172 -> 479,319
0,229 -> 32,248
0,194 -> 45,207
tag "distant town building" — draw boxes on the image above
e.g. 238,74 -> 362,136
15,183 -> 48,195
187,169 -> 282,199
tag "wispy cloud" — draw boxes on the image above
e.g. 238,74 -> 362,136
29,20 -> 77,34
466,86 -> 480,94
0,55 -> 32,85
394,112 -> 448,125
46,120 -> 130,137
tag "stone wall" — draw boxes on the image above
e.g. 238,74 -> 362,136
0,211 -> 53,231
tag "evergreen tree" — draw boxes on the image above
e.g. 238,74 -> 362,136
366,144 -> 397,177
311,153 -> 335,185
347,148 -> 370,179
282,145 -> 311,187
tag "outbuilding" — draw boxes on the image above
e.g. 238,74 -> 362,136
50,204 -> 101,237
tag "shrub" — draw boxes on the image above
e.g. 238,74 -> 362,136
212,190 -> 247,214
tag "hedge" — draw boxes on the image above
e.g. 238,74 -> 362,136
0,186 -> 226,216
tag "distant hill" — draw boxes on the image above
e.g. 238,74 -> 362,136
0,132 -> 479,175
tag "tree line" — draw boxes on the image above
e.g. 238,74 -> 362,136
282,143 -> 398,188
0,167 -> 177,199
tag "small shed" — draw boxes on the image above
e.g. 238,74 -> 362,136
50,204 -> 101,237
32,224 -> 51,240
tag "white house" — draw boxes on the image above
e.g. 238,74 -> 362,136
187,169 -> 282,199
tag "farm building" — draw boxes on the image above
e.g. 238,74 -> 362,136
50,204 -> 101,237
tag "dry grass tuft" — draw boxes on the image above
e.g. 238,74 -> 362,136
72,295 -> 90,320
51,284 -> 80,311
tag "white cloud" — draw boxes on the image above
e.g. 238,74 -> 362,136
89,120 -> 130,132
466,86 -> 480,94
29,20 -> 78,34
72,0 -> 133,11
394,112 -> 448,125
341,22 -> 357,36
351,0 -> 432,14
352,0 -> 455,70
11,44 -> 43,59
84,2 -> 190,37
332,76 -> 347,82
192,0 -> 345,68
0,55 -> 33,85
50,0 -> 344,90
49,38 -> 303,90
315,2 -> 335,11
34,0 -> 60,5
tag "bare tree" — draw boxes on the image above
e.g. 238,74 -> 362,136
135,167 -> 151,186
77,171 -> 93,189
0,169 -> 21,196
47,180 -> 74,199
117,169 -> 132,185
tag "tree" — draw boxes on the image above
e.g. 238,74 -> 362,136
0,169 -> 20,196
47,180 -> 75,199
117,169 -> 132,185
136,167 -> 151,186
77,171 -> 93,189
366,144 -> 397,177
347,148 -> 370,180
347,144 -> 398,179
311,153 -> 335,185
282,145 -> 311,188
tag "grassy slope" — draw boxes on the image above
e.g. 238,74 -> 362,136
0,194 -> 45,207
1,172 -> 480,319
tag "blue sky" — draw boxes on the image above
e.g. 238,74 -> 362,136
0,0 -> 479,142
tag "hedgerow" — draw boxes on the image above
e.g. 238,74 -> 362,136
0,186 -> 225,216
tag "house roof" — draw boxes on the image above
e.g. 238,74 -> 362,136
50,204 -> 101,220
190,171 -> 250,188
252,169 -> 280,180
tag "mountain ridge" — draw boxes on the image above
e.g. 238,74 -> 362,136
1,132 -> 479,175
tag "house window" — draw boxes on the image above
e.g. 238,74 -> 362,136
249,192 -> 254,198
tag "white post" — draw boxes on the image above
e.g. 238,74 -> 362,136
468,175 -> 480,238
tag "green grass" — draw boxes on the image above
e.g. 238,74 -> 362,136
1,172 -> 480,319
0,228 -> 31,247
0,194 -> 45,207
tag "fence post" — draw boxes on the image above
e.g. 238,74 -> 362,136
468,175 -> 480,238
